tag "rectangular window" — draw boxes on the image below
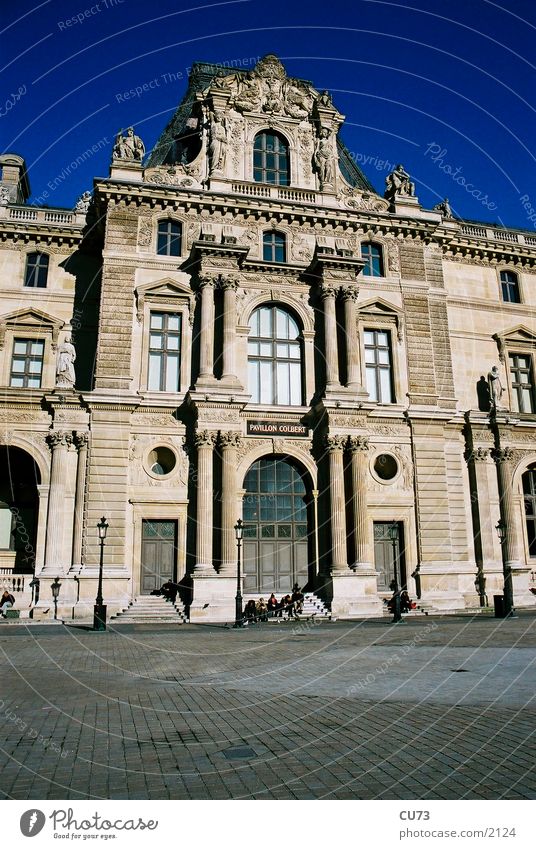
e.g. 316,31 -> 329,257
364,329 -> 394,403
147,312 -> 182,391
509,353 -> 535,413
10,338 -> 45,388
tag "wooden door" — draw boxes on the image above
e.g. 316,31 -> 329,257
141,520 -> 177,594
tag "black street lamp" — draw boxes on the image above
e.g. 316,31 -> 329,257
234,519 -> 243,628
94,516 -> 108,631
51,577 -> 61,621
496,518 -> 515,618
388,523 -> 403,624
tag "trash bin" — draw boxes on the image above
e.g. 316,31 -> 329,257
494,594 -> 504,618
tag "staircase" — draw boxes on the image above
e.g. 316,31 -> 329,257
298,592 -> 331,620
111,595 -> 188,625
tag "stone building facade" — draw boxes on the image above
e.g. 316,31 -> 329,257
0,55 -> 535,621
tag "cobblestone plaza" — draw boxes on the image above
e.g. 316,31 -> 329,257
1,614 -> 535,800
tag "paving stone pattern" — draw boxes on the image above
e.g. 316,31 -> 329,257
0,614 -> 535,800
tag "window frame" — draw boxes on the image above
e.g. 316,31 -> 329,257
247,304 -> 303,407
522,466 -> 536,560
24,252 -> 49,288
360,242 -> 384,278
156,219 -> 182,257
147,311 -> 182,393
363,327 -> 395,403
253,131 -> 290,186
499,268 -> 521,304
508,351 -> 535,414
262,231 -> 287,263
9,337 -> 45,388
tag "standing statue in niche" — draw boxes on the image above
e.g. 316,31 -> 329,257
56,336 -> 76,389
112,126 -> 145,161
314,127 -> 336,188
488,365 -> 504,411
385,163 -> 415,199
208,110 -> 228,173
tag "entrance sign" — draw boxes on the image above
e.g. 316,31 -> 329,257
247,420 -> 308,437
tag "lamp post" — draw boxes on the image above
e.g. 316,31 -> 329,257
51,577 -> 61,621
388,523 -> 402,624
234,518 -> 243,628
93,516 -> 108,631
496,518 -> 515,618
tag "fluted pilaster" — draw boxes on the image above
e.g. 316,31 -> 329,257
220,276 -> 239,383
198,275 -> 216,381
219,431 -> 242,575
195,430 -> 217,572
44,431 -> 72,573
325,435 -> 348,572
340,285 -> 361,390
320,284 -> 340,389
348,435 -> 372,570
71,431 -> 89,568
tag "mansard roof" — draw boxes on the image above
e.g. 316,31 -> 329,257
147,55 -> 375,192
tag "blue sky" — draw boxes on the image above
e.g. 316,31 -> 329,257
2,0 -> 535,228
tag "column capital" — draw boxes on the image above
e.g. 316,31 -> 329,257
74,431 -> 89,450
492,446 -> 514,464
47,431 -> 72,450
195,430 -> 217,448
220,275 -> 239,291
198,273 -> 217,289
319,283 -> 337,300
348,435 -> 369,452
219,431 -> 242,449
340,285 -> 359,302
324,434 -> 346,452
465,446 -> 490,463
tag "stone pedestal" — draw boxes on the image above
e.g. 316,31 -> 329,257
330,572 -> 383,618
190,576 -> 237,622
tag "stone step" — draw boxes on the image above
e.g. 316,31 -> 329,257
111,594 -> 188,624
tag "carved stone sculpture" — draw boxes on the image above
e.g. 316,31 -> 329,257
74,191 -> 92,213
112,127 -> 145,161
433,197 -> 453,218
385,163 -> 415,199
314,127 -> 336,188
208,110 -> 228,173
55,336 -> 76,389
488,365 -> 504,410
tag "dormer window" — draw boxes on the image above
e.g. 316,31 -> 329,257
24,252 -> 49,288
157,220 -> 182,256
263,231 -> 286,263
361,243 -> 384,278
253,131 -> 290,186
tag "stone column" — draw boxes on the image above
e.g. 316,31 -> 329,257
493,446 -> 521,567
325,435 -> 348,573
320,284 -> 340,390
195,430 -> 217,573
468,447 -> 496,569
348,435 -> 373,570
43,431 -> 72,574
340,285 -> 361,390
219,431 -> 242,575
220,276 -> 239,383
71,432 -> 89,568
198,274 -> 216,381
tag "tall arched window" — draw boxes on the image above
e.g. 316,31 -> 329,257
248,305 -> 302,405
263,231 -> 286,263
361,243 -> 384,277
24,252 -> 49,288
253,131 -> 290,185
523,466 -> 536,558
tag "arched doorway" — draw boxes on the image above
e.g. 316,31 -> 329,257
242,456 -> 311,593
0,446 -> 40,573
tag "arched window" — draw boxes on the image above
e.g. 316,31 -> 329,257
523,466 -> 536,558
248,305 -> 302,405
253,131 -> 290,185
361,243 -> 384,277
263,231 -> 286,263
24,252 -> 49,288
157,220 -> 182,256
500,270 -> 520,303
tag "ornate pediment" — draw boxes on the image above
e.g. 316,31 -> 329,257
0,308 -> 64,350
135,277 -> 193,322
357,298 -> 404,340
493,325 -> 536,361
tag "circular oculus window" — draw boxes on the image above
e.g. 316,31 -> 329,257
373,453 -> 399,482
147,446 -> 176,477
